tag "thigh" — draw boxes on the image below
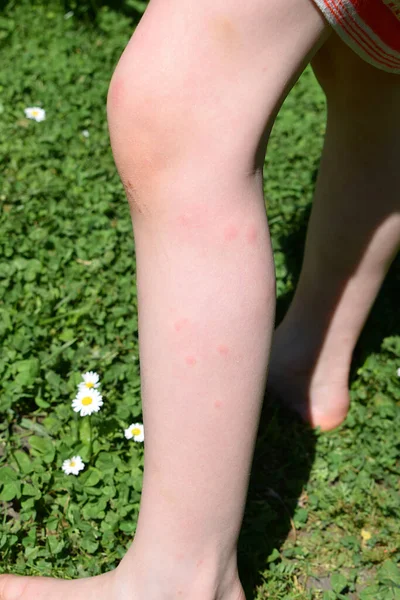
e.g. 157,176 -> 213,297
108,0 -> 331,173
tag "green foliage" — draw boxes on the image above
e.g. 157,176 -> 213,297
61,0 -> 147,21
0,1 -> 399,598
0,0 -> 143,578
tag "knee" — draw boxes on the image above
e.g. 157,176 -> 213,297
106,11 -> 282,215
107,61 -> 182,212
107,61 -> 262,219
106,0 -> 324,215
106,22 -> 247,213
107,64 -> 233,217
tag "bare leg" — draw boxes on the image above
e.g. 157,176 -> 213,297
268,34 -> 400,431
0,1 -> 329,598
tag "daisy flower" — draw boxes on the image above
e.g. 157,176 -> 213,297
24,107 -> 46,122
62,455 -> 85,475
124,423 -> 144,442
72,387 -> 103,417
397,367 -> 400,377
81,129 -> 90,138
79,371 -> 100,390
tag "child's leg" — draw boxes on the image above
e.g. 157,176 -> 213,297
0,1 -> 329,599
269,33 -> 400,431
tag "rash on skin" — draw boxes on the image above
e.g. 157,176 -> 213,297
214,400 -> 223,409
245,224 -> 258,244
176,203 -> 210,230
223,224 -> 239,241
174,318 -> 189,332
217,344 -> 229,356
185,356 -> 197,366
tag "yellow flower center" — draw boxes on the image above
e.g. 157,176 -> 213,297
32,110 -> 39,116
70,461 -> 76,467
85,382 -> 94,388
82,396 -> 93,406
132,428 -> 141,436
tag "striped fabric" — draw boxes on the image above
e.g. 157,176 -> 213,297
311,0 -> 400,73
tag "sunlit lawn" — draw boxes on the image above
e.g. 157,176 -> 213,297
0,2 -> 399,598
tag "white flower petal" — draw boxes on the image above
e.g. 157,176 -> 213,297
72,387 -> 103,416
124,427 -> 133,439
24,107 -> 46,122
80,371 -> 100,389
62,455 -> 85,475
125,423 -> 144,442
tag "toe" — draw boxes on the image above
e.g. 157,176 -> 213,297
0,575 -> 29,600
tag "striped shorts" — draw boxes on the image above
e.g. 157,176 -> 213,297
311,0 -> 400,73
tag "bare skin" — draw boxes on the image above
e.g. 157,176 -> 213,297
0,0 -> 329,598
2,5 -> 398,600
268,34 -> 400,430
0,559 -> 244,600
0,572 -> 116,600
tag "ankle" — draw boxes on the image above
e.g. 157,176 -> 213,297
115,540 -> 243,600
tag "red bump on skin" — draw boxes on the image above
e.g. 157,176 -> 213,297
214,400 -> 223,409
223,224 -> 239,241
217,344 -> 229,356
177,205 -> 208,229
177,214 -> 189,227
197,559 -> 204,567
246,224 -> 258,244
185,356 -> 197,366
174,318 -> 189,332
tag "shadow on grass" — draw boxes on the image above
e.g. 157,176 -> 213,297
236,205 -> 316,597
0,0 -> 146,24
238,404 -> 316,599
239,204 -> 400,598
61,0 -> 146,23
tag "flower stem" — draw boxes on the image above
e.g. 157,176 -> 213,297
88,415 -> 93,459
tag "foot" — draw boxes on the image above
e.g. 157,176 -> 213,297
0,571 -> 116,600
267,323 -> 351,431
0,557 -> 245,600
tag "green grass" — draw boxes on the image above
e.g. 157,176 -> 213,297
0,2 -> 400,598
